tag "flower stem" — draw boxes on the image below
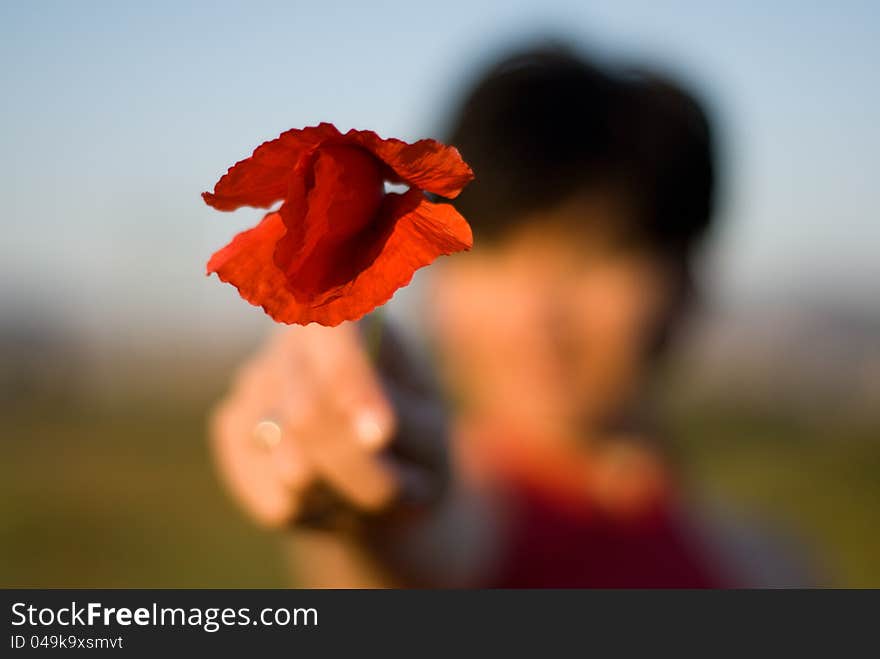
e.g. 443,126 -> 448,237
364,308 -> 385,364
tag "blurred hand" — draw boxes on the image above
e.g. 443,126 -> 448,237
209,319 -> 449,531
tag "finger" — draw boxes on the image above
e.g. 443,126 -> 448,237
273,424 -> 314,491
210,394 -> 303,528
257,327 -> 326,425
214,337 -> 323,527
301,322 -> 396,451
269,334 -> 321,491
295,399 -> 398,511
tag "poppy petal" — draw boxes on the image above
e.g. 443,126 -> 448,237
349,130 -> 474,199
202,123 -> 341,211
206,211 -> 299,321
291,190 -> 473,326
273,144 -> 386,303
207,192 -> 471,326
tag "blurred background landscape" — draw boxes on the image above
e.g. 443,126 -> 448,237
2,1 -> 878,587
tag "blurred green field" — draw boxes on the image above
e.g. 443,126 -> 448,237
2,387 -> 878,587
666,399 -> 880,587
1,395 -> 286,588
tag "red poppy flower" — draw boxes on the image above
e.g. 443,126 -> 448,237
203,123 -> 474,326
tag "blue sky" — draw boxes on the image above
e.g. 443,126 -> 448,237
2,1 -> 877,338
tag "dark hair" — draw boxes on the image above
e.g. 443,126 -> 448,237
446,45 -> 717,259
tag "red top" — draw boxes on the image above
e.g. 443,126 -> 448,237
465,428 -> 731,588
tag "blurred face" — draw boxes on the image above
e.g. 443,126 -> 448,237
431,195 -> 678,440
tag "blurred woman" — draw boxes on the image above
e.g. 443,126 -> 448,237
210,45 -> 739,587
